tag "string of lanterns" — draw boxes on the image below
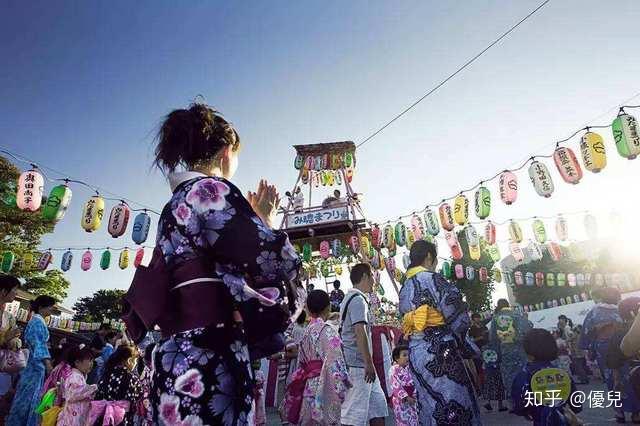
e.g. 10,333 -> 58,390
370,105 -> 640,228
0,245 -> 152,274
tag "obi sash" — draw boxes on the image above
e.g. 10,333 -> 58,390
88,400 -> 130,426
283,359 -> 324,424
402,267 -> 445,336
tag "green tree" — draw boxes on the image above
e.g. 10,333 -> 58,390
0,155 -> 54,279
72,289 -> 126,322
23,270 -> 70,300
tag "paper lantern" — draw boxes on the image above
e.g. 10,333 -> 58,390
294,154 -> 304,170
302,243 -> 312,262
345,168 -> 354,183
406,230 -> 415,249
464,225 -> 481,260
301,169 -> 309,185
474,186 -> 491,219
485,221 -> 496,245
454,264 -> 464,279
573,295 -> 580,304
22,253 -> 34,269
386,257 -> 396,275
394,222 -> 407,247
547,242 -> 562,261
100,250 -> 111,270
557,273 -> 566,287
577,273 -> 585,287
546,273 -> 555,287
508,221 -> 523,243
515,271 -> 524,286
108,202 -> 131,238
349,235 -> 360,254
527,242 -> 543,261
509,242 -> 524,262
81,196 -> 105,232
331,239 -> 342,258
465,266 -> 475,281
553,147 -> 583,185
371,225 -> 382,249
532,219 -> 547,243
584,214 -> 598,240
445,231 -> 463,260
132,212 -> 151,244
498,171 -> 518,205
313,156 -> 322,171
402,254 -> 410,269
37,251 -> 53,271
528,161 -> 554,198
535,272 -> 544,287
61,250 -> 73,272
594,273 -> 604,287
360,235 -> 371,258
438,203 -> 454,231
479,267 -> 488,283
442,261 -> 452,279
118,249 -> 129,270
486,244 -> 501,262
612,113 -> 640,160
335,265 -> 343,275
320,261 -> 330,278
382,225 -> 394,249
580,131 -> 607,173
304,156 -> 314,170
493,269 -> 502,283
343,152 -> 354,168
424,209 -> 440,236
16,169 -> 45,211
42,184 -> 72,222
410,215 -> 425,241
453,194 -> 469,226
319,241 -> 330,260
525,272 -> 534,286
568,273 -> 577,287
556,216 -> 568,241
1,252 -> 15,273
81,250 -> 93,271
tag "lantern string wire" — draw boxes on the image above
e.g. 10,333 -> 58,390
41,245 -> 154,252
0,145 -> 161,214
355,0 -> 551,149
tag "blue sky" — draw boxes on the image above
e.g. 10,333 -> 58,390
1,0 -> 639,307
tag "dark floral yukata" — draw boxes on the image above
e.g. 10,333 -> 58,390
95,365 -> 144,426
151,174 -> 301,425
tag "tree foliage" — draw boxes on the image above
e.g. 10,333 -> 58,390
23,270 -> 70,300
451,228 -> 495,313
72,289 -> 126,322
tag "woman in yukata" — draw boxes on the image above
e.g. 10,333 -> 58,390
489,298 -> 531,401
281,290 -> 350,425
398,240 -> 482,425
7,295 -> 57,426
56,347 -> 97,426
146,102 -> 301,425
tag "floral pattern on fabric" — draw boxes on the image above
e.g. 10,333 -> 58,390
398,271 -> 482,426
389,364 -> 419,426
56,368 -> 97,426
280,317 -> 350,425
95,366 -> 143,426
152,175 -> 301,425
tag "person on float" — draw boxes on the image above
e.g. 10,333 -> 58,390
7,295 -> 56,426
136,102 -> 301,425
398,240 -> 481,425
489,298 -> 531,403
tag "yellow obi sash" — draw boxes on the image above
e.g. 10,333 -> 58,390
402,266 -> 445,336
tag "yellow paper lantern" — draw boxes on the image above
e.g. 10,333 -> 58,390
80,196 -> 105,232
580,131 -> 607,173
508,220 -> 523,243
119,248 -> 130,269
453,194 -> 469,226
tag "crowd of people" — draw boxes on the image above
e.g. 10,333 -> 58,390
2,103 -> 640,426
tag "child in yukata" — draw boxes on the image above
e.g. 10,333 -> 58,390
512,329 -> 582,426
56,347 -> 98,426
389,345 -> 418,426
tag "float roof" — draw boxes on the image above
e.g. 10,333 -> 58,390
293,141 -> 355,156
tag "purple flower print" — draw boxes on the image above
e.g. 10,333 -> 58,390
173,203 -> 192,226
175,369 -> 205,398
159,393 -> 180,424
186,179 -> 230,213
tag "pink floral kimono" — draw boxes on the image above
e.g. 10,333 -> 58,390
56,368 -> 97,426
389,364 -> 418,426
281,317 -> 350,425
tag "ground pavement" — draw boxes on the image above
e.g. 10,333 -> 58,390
266,381 -> 620,425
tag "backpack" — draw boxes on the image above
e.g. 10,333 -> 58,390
339,292 -> 367,336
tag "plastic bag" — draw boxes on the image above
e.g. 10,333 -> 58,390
35,388 -> 56,414
41,405 -> 62,426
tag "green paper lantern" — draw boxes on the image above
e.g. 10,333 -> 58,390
486,244 -> 501,262
546,272 -> 556,287
42,184 -> 73,222
302,244 -> 312,262
492,268 -> 502,283
320,261 -> 329,278
532,219 -> 547,244
394,222 -> 407,247
474,186 -> 491,219
557,273 -> 566,287
100,250 -> 111,270
441,261 -> 452,279
1,251 -> 15,273
612,113 -> 640,160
